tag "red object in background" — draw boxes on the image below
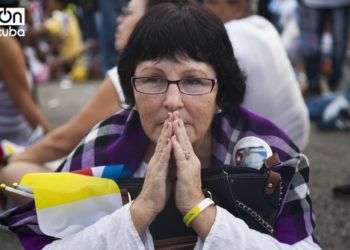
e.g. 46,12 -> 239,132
0,145 -> 4,166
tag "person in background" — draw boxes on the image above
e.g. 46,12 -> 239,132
298,0 -> 350,95
0,35 -> 50,145
305,89 -> 350,196
257,0 -> 282,31
0,0 -> 50,145
306,89 -> 350,131
204,0 -> 310,150
31,0 -> 88,82
96,0 -> 128,73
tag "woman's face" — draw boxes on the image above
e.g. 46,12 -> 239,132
134,57 -> 218,145
115,0 -> 146,51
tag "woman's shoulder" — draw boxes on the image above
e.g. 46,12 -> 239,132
0,36 -> 22,68
98,107 -> 131,127
225,15 -> 278,37
57,108 -> 135,172
79,107 -> 134,147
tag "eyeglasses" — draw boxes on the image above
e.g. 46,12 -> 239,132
131,76 -> 216,95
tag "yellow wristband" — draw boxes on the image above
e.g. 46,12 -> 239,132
183,198 -> 214,227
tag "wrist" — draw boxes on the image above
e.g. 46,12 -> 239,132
10,150 -> 41,164
9,151 -> 33,163
135,195 -> 161,218
191,205 -> 216,240
182,198 -> 216,239
182,198 -> 214,227
130,197 -> 158,234
180,194 -> 206,215
8,154 -> 25,163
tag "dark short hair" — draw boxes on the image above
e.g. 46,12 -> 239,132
118,3 -> 246,113
147,0 -> 195,9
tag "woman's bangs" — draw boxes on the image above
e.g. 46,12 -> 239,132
135,13 -> 213,63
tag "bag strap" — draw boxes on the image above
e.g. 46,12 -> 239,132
234,199 -> 275,234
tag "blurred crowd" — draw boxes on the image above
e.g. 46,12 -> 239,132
7,0 -> 126,84
261,0 -> 350,132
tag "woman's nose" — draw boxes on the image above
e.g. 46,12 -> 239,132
162,84 -> 184,111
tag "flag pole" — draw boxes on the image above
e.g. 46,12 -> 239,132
0,184 -> 34,199
13,182 -> 33,194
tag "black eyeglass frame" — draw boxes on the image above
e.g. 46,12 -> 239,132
131,76 -> 217,95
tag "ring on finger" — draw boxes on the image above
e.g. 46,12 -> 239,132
184,151 -> 191,160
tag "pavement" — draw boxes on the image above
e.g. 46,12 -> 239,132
1,80 -> 350,250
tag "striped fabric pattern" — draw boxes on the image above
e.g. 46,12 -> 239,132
0,106 -> 317,250
0,82 -> 32,145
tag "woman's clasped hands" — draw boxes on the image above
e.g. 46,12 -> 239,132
131,111 -> 209,234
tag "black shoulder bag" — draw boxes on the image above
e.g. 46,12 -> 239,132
117,154 -> 282,249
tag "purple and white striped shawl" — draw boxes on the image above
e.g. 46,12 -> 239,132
1,106 -> 318,249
